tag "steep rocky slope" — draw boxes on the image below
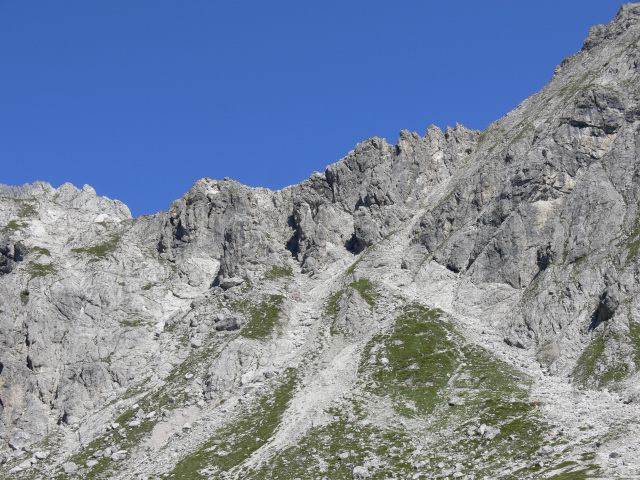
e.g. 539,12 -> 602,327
3,4 -> 640,479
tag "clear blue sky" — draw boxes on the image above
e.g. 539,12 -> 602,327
0,1 -> 626,216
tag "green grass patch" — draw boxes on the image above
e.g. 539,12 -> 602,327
27,262 -> 56,278
1,197 -> 37,218
326,289 -> 344,318
444,350 -> 550,478
31,245 -> 51,256
20,289 -> 29,305
264,264 -> 293,280
326,279 -> 377,322
2,220 -> 28,233
362,305 -> 453,415
327,279 -> 378,334
572,334 -> 629,387
544,465 -> 600,480
163,330 -> 226,386
17,202 -> 37,217
348,278 -> 378,307
62,397 -> 158,479
241,294 -> 285,339
141,282 -> 155,290
250,404 -> 413,479
357,303 -> 554,478
629,320 -> 640,367
72,234 -> 121,259
120,318 -> 145,328
626,218 -> 640,264
169,370 -> 298,479
574,335 -> 605,387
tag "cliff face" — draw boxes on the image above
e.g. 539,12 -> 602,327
2,4 -> 640,479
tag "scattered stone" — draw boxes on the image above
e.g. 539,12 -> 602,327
537,446 -> 555,457
63,462 -> 78,473
215,316 -> 246,332
111,450 -> 128,462
353,465 -> 370,479
448,397 -> 464,407
412,460 -> 427,470
218,277 -> 244,290
34,451 -> 48,460
483,426 -> 501,440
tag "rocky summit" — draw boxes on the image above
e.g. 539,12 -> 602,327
3,5 -> 640,480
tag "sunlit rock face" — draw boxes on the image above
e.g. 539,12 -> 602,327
3,4 -> 640,479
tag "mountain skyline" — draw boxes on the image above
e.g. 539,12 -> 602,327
3,4 -> 640,477
0,1 -> 626,216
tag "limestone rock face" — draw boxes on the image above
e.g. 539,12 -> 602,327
3,5 -> 640,479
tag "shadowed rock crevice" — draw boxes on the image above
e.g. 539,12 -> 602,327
285,215 -> 300,258
0,242 -> 27,275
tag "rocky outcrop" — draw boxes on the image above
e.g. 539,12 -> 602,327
157,125 -> 479,279
0,241 -> 27,275
0,181 -> 131,219
2,5 -> 640,479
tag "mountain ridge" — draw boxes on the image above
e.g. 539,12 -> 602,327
2,3 -> 640,479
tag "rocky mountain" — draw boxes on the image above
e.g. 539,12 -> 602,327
3,4 -> 640,479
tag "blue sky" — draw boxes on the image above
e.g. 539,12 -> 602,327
0,1 -> 625,216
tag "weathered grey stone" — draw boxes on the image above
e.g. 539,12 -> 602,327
537,446 -> 555,457
215,316 -> 246,332
218,277 -> 244,290
0,6 -> 640,479
63,461 -> 78,473
353,465 -> 370,479
34,451 -> 48,460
